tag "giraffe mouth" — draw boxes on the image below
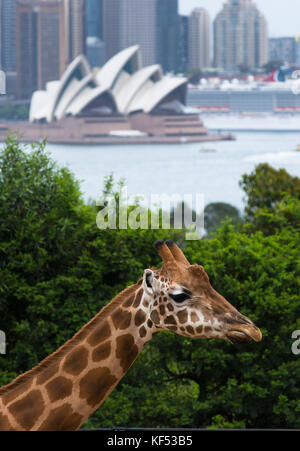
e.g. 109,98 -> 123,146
226,331 -> 252,344
226,327 -> 262,344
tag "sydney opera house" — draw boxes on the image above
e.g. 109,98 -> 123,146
0,46 -> 232,144
30,45 -> 187,122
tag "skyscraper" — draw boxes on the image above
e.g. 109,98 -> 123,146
64,0 -> 86,63
17,0 -> 66,100
86,36 -> 105,68
156,0 -> 179,73
269,37 -> 300,65
1,0 -> 17,72
86,0 -> 102,39
102,0 -> 121,62
214,0 -> 268,72
1,0 -> 17,95
178,15 -> 189,74
188,8 -> 210,71
102,0 -> 179,71
119,0 -> 156,67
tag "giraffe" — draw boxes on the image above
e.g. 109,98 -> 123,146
0,240 -> 262,431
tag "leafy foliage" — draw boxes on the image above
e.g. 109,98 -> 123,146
0,141 -> 299,429
240,163 -> 300,221
0,103 -> 30,121
204,202 -> 241,235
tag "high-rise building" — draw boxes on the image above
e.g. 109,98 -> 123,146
269,37 -> 300,65
86,36 -> 105,68
1,0 -> 17,95
1,0 -> 17,72
64,0 -> 86,63
102,0 -> 121,62
188,8 -> 210,71
103,0 -> 156,66
178,15 -> 189,74
86,0 -> 102,40
17,0 -> 66,100
102,0 -> 179,72
214,0 -> 268,72
119,0 -> 156,67
156,0 -> 179,73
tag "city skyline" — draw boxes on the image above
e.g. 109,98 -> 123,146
2,0 -> 300,101
179,0 -> 300,37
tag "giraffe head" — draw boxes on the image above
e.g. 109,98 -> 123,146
143,240 -> 262,344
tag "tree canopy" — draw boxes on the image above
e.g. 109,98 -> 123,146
0,139 -> 299,429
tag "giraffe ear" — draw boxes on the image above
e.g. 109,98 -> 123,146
143,269 -> 154,291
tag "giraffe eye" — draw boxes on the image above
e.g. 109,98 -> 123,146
169,292 -> 191,303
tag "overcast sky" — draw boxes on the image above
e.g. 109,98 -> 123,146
179,0 -> 300,37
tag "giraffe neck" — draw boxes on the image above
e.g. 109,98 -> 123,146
0,281 -> 154,431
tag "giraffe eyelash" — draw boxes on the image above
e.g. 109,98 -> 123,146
169,292 -> 191,303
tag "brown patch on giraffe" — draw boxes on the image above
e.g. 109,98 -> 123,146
165,315 -> 177,325
133,288 -> 143,308
166,303 -> 174,312
196,325 -> 203,334
123,294 -> 134,308
191,312 -> 200,323
180,327 -> 185,332
46,376 -> 73,403
0,413 -> 14,430
92,342 -> 111,362
87,321 -> 111,347
143,299 -> 149,308
159,305 -> 165,315
163,297 -> 168,302
37,362 -> 60,385
2,379 -> 33,406
150,310 -> 159,324
38,403 -> 83,431
186,326 -> 195,335
116,334 -> 139,372
112,309 -> 132,330
135,309 -> 146,327
147,319 -> 153,328
80,367 -> 117,408
139,326 -> 147,338
154,301 -> 158,306
8,390 -> 45,430
178,309 -> 188,324
204,326 -> 212,335
166,326 -> 177,331
63,346 -> 89,376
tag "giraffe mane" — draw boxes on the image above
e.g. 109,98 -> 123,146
0,278 -> 143,396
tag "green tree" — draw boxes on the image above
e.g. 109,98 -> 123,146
0,137 -> 178,387
1,140 -> 299,429
240,163 -> 300,221
204,202 -> 241,235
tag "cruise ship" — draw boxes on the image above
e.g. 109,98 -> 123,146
187,76 -> 300,115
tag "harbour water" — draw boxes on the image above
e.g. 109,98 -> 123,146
44,130 -> 300,212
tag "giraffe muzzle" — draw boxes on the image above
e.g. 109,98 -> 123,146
226,325 -> 262,344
